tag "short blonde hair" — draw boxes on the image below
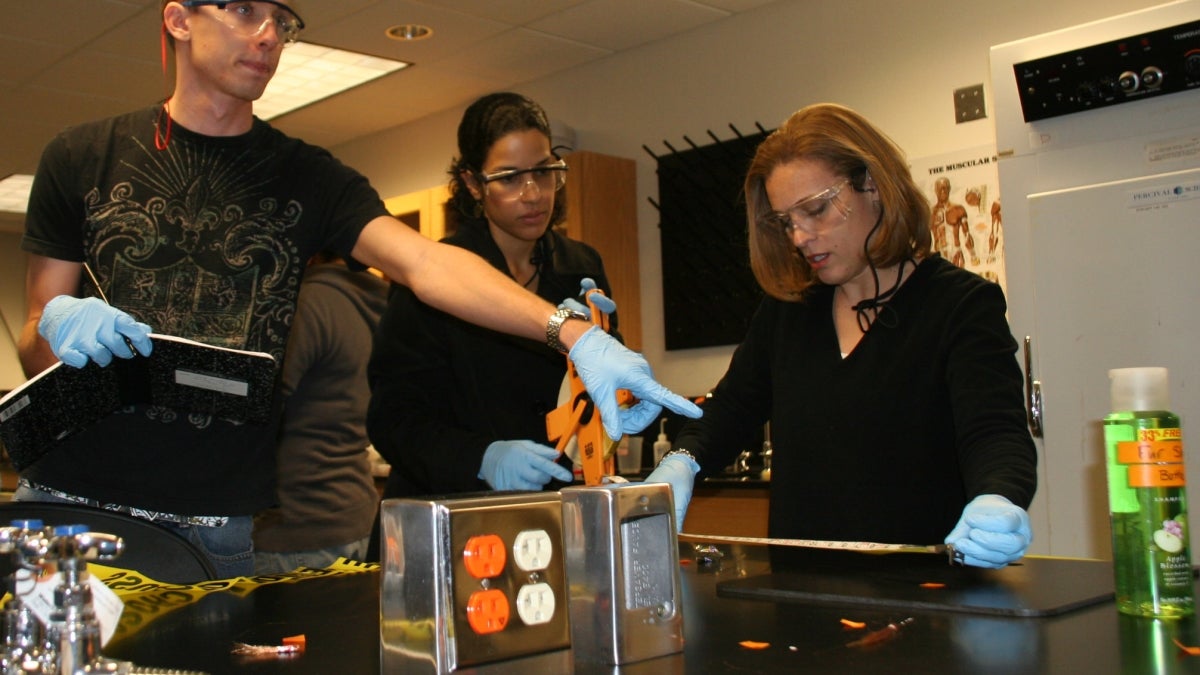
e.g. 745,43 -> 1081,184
745,103 -> 931,301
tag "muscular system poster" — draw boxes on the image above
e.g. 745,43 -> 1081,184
910,146 -> 1006,294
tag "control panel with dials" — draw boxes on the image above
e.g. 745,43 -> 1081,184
1013,19 -> 1200,121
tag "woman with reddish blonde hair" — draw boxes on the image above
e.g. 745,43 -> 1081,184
647,103 -> 1036,569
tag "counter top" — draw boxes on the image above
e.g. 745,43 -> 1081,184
95,543 -> 1200,674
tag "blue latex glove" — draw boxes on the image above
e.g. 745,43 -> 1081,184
644,452 -> 700,532
944,494 -> 1033,569
559,278 -> 617,318
569,325 -> 703,440
479,440 -> 574,491
38,295 -> 153,368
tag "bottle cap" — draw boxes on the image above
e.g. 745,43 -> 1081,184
1109,367 -> 1170,412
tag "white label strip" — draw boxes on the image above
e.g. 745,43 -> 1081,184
174,369 -> 250,397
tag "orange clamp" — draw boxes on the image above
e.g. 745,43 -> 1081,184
544,288 -> 634,485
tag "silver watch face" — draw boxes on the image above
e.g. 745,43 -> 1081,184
547,308 -> 588,352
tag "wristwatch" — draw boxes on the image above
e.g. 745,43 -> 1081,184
546,307 -> 588,353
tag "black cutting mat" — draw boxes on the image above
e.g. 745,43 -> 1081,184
716,548 -> 1115,617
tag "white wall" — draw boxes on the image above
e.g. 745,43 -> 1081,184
332,0 -> 1160,397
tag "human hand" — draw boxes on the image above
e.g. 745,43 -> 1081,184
479,440 -> 574,491
559,278 -> 617,318
944,494 -> 1032,568
569,326 -> 702,440
644,452 -> 700,532
38,295 -> 153,368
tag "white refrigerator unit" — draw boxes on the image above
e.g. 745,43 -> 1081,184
990,0 -> 1200,560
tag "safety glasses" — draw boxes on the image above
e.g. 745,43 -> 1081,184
759,179 -> 853,237
478,161 -> 569,200
181,0 -> 305,45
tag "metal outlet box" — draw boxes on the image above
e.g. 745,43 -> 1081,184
560,482 -> 684,665
379,492 -> 571,673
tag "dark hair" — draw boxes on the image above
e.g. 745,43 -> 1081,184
447,92 -> 566,227
745,103 -> 932,301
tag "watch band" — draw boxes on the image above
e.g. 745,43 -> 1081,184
546,308 -> 588,353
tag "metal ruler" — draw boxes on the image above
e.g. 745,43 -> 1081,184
679,532 -> 960,564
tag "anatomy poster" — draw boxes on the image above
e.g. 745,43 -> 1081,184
910,146 -> 1006,294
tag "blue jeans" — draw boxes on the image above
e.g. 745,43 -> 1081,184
11,485 -> 254,580
253,536 -> 370,575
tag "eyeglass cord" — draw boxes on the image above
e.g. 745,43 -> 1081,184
850,208 -> 910,333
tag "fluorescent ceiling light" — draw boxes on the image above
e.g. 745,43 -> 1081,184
0,175 -> 33,214
255,42 -> 411,120
0,44 -> 410,213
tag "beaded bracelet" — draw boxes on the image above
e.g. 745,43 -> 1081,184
660,448 -> 697,465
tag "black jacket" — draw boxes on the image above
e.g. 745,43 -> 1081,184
367,222 -> 616,498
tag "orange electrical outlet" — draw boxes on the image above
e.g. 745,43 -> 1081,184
463,534 -> 507,578
466,589 -> 510,634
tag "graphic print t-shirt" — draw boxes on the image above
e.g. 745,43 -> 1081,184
21,107 -> 387,515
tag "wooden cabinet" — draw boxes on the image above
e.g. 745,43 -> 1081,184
382,150 -> 640,350
383,184 -> 453,241
682,484 -> 769,537
562,151 -> 641,351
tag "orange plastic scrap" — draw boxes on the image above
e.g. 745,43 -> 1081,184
282,635 -> 307,652
839,618 -> 866,629
1173,638 -> 1200,656
738,640 -> 770,650
919,582 -> 946,589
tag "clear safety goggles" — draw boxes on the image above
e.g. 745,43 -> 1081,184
479,161 -> 569,200
181,0 -> 305,45
759,179 -> 853,237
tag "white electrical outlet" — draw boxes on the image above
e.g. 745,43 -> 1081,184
512,529 -> 553,571
515,582 -> 557,625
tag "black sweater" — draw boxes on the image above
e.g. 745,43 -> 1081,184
676,255 -> 1037,544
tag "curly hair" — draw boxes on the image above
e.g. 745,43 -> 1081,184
745,103 -> 931,301
447,92 -> 566,228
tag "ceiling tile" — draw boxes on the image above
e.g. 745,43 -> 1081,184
528,0 -> 729,51
0,0 -> 146,46
411,0 -> 590,25
432,28 -> 610,85
0,37 -> 68,87
693,0 -> 777,11
86,5 -> 166,62
304,0 -> 511,63
35,52 -> 162,102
